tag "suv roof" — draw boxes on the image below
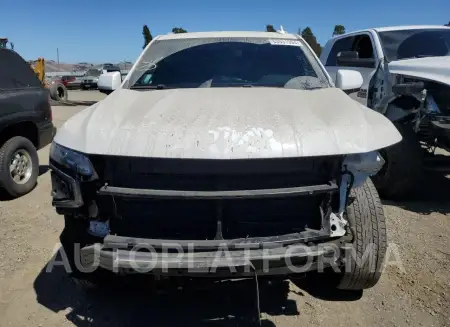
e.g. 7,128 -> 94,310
157,31 -> 299,41
372,25 -> 450,33
332,25 -> 450,39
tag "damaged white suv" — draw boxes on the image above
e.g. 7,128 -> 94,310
50,31 -> 400,290
321,25 -> 450,198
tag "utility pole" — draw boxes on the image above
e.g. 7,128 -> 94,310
57,48 -> 60,70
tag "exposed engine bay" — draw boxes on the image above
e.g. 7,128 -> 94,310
368,58 -> 450,153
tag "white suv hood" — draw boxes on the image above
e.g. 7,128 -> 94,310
388,56 -> 450,85
54,88 -> 401,159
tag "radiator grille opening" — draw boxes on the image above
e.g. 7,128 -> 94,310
93,156 -> 340,240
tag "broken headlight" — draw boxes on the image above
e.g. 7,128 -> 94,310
50,142 -> 94,176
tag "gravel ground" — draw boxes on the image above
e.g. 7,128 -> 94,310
0,91 -> 449,327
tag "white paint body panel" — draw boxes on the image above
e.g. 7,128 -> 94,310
97,72 -> 122,91
388,56 -> 450,86
158,31 -> 300,40
372,25 -> 449,33
54,87 -> 401,159
327,66 -> 376,105
335,69 -> 364,90
328,56 -> 450,105
321,26 -> 450,106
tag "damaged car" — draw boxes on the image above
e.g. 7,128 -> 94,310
50,31 -> 401,291
321,25 -> 450,198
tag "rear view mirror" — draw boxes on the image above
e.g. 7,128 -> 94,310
337,51 -> 375,68
335,69 -> 363,91
98,71 -> 121,95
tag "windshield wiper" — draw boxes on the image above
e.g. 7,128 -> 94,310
130,84 -> 167,90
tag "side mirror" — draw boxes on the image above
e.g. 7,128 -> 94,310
335,69 -> 363,91
97,71 -> 121,95
337,51 -> 375,68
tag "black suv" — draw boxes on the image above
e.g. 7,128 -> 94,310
0,49 -> 55,197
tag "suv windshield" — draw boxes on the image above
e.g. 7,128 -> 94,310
127,37 -> 330,90
378,28 -> 450,61
85,69 -> 101,77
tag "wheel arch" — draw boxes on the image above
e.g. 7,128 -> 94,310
0,121 -> 39,148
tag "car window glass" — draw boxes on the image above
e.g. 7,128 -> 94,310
132,41 -> 328,90
85,69 -> 101,77
326,36 -> 354,66
127,37 -> 331,89
379,29 -> 450,61
352,35 -> 374,59
0,49 -> 42,89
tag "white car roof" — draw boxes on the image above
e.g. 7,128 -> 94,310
157,31 -> 299,40
343,25 -> 449,36
373,25 -> 450,32
327,25 -> 450,42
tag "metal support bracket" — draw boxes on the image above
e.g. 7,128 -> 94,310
329,212 -> 347,237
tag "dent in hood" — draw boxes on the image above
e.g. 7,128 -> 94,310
54,87 -> 401,159
388,56 -> 450,86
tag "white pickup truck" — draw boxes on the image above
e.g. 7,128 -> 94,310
321,25 -> 450,198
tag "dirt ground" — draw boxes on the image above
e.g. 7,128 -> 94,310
0,90 -> 449,327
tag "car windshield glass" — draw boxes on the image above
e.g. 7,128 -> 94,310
126,37 -> 330,90
85,69 -> 101,77
378,29 -> 450,61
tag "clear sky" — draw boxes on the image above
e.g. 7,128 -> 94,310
1,0 -> 448,63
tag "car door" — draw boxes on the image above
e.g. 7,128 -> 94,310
324,33 -> 378,104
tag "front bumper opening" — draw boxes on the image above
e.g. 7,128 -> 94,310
52,156 -> 346,275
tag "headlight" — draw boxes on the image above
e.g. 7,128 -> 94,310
50,142 -> 94,176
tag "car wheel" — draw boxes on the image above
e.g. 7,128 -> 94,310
337,178 -> 387,290
371,123 -> 423,199
0,136 -> 39,197
59,215 -> 110,288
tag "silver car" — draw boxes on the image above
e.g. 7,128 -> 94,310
80,69 -> 101,90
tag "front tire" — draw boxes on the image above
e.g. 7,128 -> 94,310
0,136 -> 39,197
338,179 -> 387,290
372,124 -> 423,199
